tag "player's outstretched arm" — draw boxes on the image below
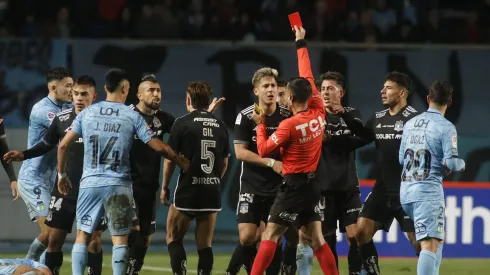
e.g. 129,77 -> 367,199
57,130 -> 79,195
147,138 -> 189,172
0,133 -> 17,182
253,111 -> 290,157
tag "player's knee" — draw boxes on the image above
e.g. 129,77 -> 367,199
355,226 -> 371,244
166,232 -> 182,244
47,235 -> 64,251
88,235 -> 102,253
238,228 -> 257,246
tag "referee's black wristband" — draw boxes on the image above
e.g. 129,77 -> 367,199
295,39 -> 307,49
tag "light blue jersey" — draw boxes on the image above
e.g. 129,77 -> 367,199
18,96 -> 66,185
399,108 -> 461,204
0,258 -> 47,274
70,101 -> 154,188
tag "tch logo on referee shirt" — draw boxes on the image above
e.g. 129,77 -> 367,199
295,116 -> 326,144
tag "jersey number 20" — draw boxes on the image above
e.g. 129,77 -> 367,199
201,140 -> 216,174
89,135 -> 121,172
401,148 -> 431,181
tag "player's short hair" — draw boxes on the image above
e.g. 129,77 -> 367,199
141,74 -> 158,83
74,75 -> 96,88
187,81 -> 212,109
251,67 -> 278,87
287,77 -> 312,104
46,67 -> 72,83
105,68 -> 129,93
277,80 -> 287,88
385,71 -> 413,95
429,80 -> 453,106
320,71 -> 346,90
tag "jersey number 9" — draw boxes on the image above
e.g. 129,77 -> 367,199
201,140 -> 216,174
401,148 -> 431,181
89,135 -> 121,172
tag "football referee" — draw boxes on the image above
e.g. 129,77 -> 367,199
250,26 -> 337,275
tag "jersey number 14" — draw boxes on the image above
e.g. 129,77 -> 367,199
89,135 -> 120,172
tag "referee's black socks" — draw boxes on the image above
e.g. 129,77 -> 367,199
359,240 -> 380,275
87,250 -> 103,275
226,244 -> 244,275
198,247 -> 214,275
168,241 -> 187,275
45,251 -> 63,275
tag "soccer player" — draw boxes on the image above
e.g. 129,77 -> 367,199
399,81 -> 464,275
330,72 -> 420,274
126,74 -> 224,274
230,67 -> 297,275
297,72 -> 367,275
0,258 -> 52,275
276,80 -> 288,106
56,68 -> 188,275
250,26 -> 337,275
0,118 -> 18,200
160,81 -> 230,275
4,76 -> 106,275
16,67 -> 73,261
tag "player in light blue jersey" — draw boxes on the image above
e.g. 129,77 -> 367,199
56,69 -> 189,275
16,67 -> 73,261
0,258 -> 52,275
399,81 -> 465,275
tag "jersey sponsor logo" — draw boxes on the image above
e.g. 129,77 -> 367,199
295,116 -> 326,144
47,112 -> 55,121
58,114 -> 70,121
402,110 -> 411,117
414,118 -> 430,128
376,133 -> 402,140
235,113 -> 242,125
191,176 -> 220,185
194,117 -> 220,127
394,120 -> 404,132
376,111 -> 387,118
278,211 -> 298,222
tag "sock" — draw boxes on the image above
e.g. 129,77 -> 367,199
87,251 -> 103,275
251,240 -> 277,275
112,245 -> 129,275
45,252 -> 63,275
359,240 -> 380,275
434,243 -> 443,275
197,247 -> 214,275
26,238 -> 47,261
348,240 -> 362,275
296,244 -> 313,275
418,250 -> 436,275
281,245 -> 297,275
325,235 -> 338,270
128,230 -> 139,249
168,241 -> 187,275
226,244 -> 244,275
242,244 -> 258,273
40,251 -> 46,264
72,243 -> 88,275
266,244 -> 282,275
314,243 -> 338,275
127,243 -> 148,275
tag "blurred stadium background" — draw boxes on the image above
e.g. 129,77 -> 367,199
0,0 -> 489,273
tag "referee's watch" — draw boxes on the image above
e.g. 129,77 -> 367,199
267,158 -> 276,168
58,172 -> 67,179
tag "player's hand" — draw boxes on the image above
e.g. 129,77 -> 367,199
207,97 -> 225,113
252,110 -> 265,125
3,151 -> 24,162
175,155 -> 190,172
293,25 -> 306,41
272,160 -> 283,176
443,162 -> 452,176
58,177 -> 72,196
160,186 -> 170,206
10,181 -> 19,201
330,102 -> 345,114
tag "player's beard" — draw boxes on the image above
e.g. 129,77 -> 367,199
145,100 -> 160,111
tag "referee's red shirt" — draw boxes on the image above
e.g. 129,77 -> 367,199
255,41 -> 325,175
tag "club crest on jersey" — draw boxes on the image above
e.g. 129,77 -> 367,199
47,112 -> 55,121
153,117 -> 161,128
239,203 -> 249,214
394,121 -> 404,132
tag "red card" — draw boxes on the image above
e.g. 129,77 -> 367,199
288,12 -> 303,28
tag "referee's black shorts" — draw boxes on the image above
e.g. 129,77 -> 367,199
268,173 -> 322,228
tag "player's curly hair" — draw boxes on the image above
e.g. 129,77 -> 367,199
385,71 -> 413,95
187,81 -> 212,110
251,67 -> 279,87
320,71 -> 346,90
46,67 -> 72,83
429,80 -> 453,106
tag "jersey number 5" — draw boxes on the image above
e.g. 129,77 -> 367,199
201,140 -> 216,174
89,135 -> 121,172
401,148 -> 432,181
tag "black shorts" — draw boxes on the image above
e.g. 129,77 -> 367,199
132,191 -> 157,236
268,173 -> 322,228
236,193 -> 275,226
321,191 -> 362,233
45,194 -> 107,233
180,210 -> 217,219
359,190 -> 415,232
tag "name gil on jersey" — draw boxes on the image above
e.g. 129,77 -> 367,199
191,177 -> 221,185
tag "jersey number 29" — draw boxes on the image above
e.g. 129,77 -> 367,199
89,135 -> 121,172
201,140 -> 216,174
401,148 -> 431,181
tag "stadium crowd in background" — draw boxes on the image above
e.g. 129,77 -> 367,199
1,0 -> 490,43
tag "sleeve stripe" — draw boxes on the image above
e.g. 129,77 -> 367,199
233,140 -> 249,144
